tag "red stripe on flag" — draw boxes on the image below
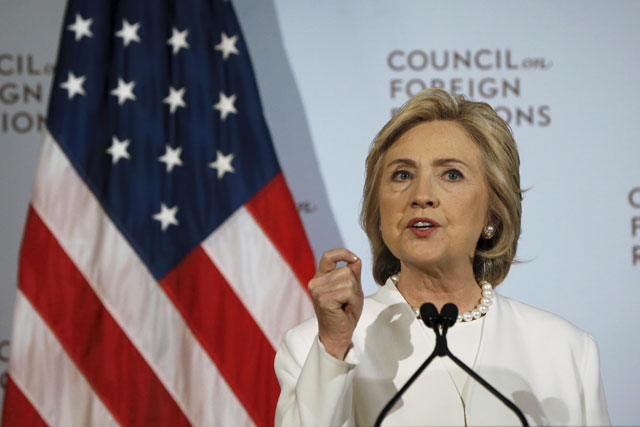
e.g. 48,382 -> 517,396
18,207 -> 190,427
1,376 -> 48,427
161,246 -> 279,427
245,173 -> 316,292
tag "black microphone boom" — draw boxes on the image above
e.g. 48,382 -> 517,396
374,303 -> 529,427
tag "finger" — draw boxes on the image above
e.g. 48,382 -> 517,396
311,267 -> 355,298
342,286 -> 362,316
308,272 -> 348,303
321,260 -> 363,297
317,284 -> 355,311
317,248 -> 359,274
314,265 -> 358,291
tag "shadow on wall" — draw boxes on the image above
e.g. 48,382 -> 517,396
233,0 -> 344,263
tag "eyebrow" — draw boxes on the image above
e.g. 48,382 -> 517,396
385,157 -> 470,169
433,158 -> 470,168
386,158 -> 416,168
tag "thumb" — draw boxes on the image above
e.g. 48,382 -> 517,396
347,256 -> 362,287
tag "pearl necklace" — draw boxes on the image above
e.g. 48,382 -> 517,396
389,274 -> 495,322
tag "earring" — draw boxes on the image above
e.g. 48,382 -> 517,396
483,225 -> 495,239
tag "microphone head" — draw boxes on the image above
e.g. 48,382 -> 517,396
440,303 -> 459,327
419,303 -> 439,328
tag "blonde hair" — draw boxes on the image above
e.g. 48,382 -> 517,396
360,89 -> 523,286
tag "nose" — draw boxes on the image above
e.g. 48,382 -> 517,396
411,177 -> 439,208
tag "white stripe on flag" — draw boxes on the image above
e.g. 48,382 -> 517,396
202,206 -> 315,349
9,291 -> 119,427
31,130 -> 254,426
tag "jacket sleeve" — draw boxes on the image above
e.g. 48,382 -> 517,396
580,334 -> 610,426
274,325 -> 358,427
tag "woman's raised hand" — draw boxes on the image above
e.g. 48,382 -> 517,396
308,248 -> 364,360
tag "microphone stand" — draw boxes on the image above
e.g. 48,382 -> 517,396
374,304 -> 529,427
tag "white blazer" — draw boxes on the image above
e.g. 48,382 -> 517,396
274,279 -> 610,426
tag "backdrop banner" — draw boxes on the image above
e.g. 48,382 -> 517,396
1,0 -> 639,424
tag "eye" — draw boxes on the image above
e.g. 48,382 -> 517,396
443,169 -> 464,181
391,169 -> 412,181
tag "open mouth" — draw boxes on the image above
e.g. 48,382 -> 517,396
411,221 -> 434,230
407,218 -> 440,235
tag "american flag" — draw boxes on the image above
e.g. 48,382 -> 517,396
1,0 -> 315,425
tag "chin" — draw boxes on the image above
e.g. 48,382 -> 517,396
397,251 -> 445,270
401,241 -> 444,259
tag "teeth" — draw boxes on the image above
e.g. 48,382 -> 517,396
412,221 -> 433,228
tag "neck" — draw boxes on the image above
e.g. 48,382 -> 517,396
394,263 -> 482,314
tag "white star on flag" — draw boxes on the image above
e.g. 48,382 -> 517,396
213,92 -> 237,120
158,145 -> 183,172
167,27 -> 190,55
60,71 -> 86,99
208,150 -> 235,179
163,86 -> 186,114
153,203 -> 179,231
67,13 -> 94,41
106,136 -> 131,164
115,19 -> 141,47
110,78 -> 136,105
214,32 -> 239,60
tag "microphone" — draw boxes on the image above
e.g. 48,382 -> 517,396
419,302 -> 439,327
374,303 -> 529,427
439,303 -> 458,327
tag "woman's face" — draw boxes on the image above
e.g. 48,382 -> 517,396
379,120 -> 489,275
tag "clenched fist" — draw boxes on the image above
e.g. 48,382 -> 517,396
308,248 -> 364,360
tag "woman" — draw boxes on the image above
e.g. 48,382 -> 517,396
274,89 -> 610,426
